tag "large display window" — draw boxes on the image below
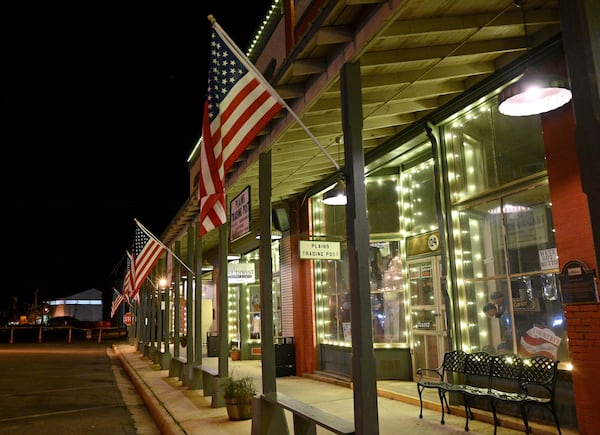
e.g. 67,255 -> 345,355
443,93 -> 570,364
313,173 -> 411,347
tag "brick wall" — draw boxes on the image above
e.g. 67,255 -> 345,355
563,304 -> 600,435
543,102 -> 599,435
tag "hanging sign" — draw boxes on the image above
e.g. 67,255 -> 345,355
558,259 -> 599,304
230,186 -> 251,242
299,240 -> 341,260
228,262 -> 256,284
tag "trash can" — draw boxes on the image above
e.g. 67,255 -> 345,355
275,337 -> 295,377
207,332 -> 219,357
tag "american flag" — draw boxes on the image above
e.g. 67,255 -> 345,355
110,288 -> 125,318
131,221 -> 165,301
199,25 -> 283,235
122,251 -> 135,302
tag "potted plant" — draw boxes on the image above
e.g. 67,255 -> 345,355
229,344 -> 241,361
179,334 -> 187,347
222,375 -> 256,420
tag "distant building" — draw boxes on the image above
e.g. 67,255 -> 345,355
47,289 -> 103,322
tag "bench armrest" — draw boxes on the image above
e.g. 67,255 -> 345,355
416,367 -> 443,381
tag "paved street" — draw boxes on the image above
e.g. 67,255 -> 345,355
0,340 -> 158,434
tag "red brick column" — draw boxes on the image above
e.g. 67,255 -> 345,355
289,197 -> 318,375
563,304 -> 600,435
543,99 -> 599,435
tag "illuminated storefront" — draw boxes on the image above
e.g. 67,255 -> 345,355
310,80 -> 570,379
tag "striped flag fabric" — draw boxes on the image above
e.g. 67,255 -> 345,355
199,24 -> 283,235
131,221 -> 165,301
122,251 -> 135,302
110,288 -> 125,318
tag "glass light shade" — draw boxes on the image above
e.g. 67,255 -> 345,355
322,180 -> 347,205
498,68 -> 572,116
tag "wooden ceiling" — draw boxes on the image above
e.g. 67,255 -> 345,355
162,0 -> 561,256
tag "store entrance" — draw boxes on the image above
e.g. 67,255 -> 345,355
408,255 -> 447,379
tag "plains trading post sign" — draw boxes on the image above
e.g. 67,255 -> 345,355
299,240 -> 341,260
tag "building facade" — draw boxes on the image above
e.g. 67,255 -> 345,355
134,1 -> 598,433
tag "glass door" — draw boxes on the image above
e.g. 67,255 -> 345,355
408,255 -> 447,378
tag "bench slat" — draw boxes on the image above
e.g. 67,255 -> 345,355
263,392 -> 355,435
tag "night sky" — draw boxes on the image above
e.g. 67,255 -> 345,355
3,1 -> 273,304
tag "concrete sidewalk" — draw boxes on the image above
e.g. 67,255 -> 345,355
112,344 -> 570,435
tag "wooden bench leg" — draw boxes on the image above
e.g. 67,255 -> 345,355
292,414 -> 317,435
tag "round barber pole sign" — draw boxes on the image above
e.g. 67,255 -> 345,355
123,312 -> 133,326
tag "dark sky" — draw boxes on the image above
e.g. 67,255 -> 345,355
3,2 -> 273,304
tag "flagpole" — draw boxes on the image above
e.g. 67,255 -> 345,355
134,218 -> 196,277
208,15 -> 341,172
145,276 -> 160,290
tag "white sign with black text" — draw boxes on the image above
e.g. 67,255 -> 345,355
228,262 -> 255,284
299,240 -> 341,260
230,186 -> 251,241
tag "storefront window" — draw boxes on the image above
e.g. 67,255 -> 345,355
370,241 -> 406,345
312,199 -> 350,345
227,244 -> 282,350
399,158 -> 437,236
443,94 -> 569,363
313,175 -> 408,347
444,100 -> 546,203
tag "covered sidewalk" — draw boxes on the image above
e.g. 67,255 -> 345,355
113,343 -> 573,435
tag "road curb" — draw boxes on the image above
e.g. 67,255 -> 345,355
112,344 -> 185,435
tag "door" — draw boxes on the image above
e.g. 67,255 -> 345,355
408,255 -> 447,378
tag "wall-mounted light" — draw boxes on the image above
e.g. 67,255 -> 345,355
322,178 -> 347,206
227,253 -> 241,261
255,229 -> 282,240
497,0 -> 572,116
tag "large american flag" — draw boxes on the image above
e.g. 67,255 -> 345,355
131,222 -> 165,301
199,25 -> 283,235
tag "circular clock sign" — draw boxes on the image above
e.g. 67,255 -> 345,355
428,234 -> 440,251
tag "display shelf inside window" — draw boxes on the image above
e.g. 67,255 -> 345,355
370,242 -> 407,345
249,294 -> 261,339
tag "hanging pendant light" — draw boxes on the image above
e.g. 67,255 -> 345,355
498,67 -> 572,116
498,0 -> 572,116
322,178 -> 347,206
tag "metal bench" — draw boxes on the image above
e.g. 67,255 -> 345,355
416,350 -> 561,434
